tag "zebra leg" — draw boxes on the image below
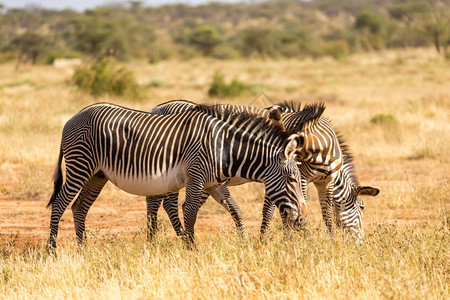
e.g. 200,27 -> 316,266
207,185 -> 246,234
314,180 -> 334,236
71,172 -> 108,246
146,195 -> 163,239
162,192 -> 184,236
182,181 -> 206,245
260,194 -> 276,241
293,173 -> 309,231
48,164 -> 93,250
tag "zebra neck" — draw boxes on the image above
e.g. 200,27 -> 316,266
218,128 -> 282,182
332,167 -> 357,205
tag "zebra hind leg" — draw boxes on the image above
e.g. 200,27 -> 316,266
47,168 -> 92,251
71,172 -> 108,246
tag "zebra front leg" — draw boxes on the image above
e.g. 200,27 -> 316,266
260,194 -> 276,241
162,192 -> 184,236
71,172 -> 108,246
182,181 -> 206,246
146,195 -> 164,239
315,180 -> 334,236
207,185 -> 246,235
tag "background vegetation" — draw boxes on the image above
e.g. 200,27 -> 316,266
0,0 -> 449,66
0,47 -> 448,298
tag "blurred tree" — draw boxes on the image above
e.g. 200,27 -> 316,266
69,12 -> 155,60
70,16 -> 127,59
387,1 -> 430,47
236,27 -> 280,58
8,32 -> 51,70
423,0 -> 450,55
189,25 -> 222,56
355,11 -> 386,50
355,11 -> 384,35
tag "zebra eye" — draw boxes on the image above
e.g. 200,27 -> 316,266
359,200 -> 365,210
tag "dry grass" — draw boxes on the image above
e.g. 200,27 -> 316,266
0,48 -> 449,298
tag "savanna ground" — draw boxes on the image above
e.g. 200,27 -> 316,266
0,48 -> 448,298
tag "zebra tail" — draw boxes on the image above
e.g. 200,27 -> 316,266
46,147 -> 63,208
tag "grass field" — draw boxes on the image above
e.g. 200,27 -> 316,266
0,48 -> 448,298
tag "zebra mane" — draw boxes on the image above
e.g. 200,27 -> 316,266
156,99 -> 196,107
192,103 -> 292,143
280,102 -> 326,132
336,133 -> 359,187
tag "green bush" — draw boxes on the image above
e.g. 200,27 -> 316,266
208,71 -> 248,98
73,58 -> 139,98
370,113 -> 398,125
323,40 -> 350,60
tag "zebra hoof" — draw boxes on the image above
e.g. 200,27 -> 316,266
45,243 -> 57,256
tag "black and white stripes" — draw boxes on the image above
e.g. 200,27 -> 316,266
146,100 -> 379,240
47,102 -> 320,247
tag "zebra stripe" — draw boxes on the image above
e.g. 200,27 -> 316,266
146,100 -> 379,240
48,102 -> 314,248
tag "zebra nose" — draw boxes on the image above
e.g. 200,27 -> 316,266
290,209 -> 299,221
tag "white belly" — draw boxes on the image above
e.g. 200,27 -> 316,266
101,165 -> 186,196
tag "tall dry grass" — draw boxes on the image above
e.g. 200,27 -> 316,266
0,48 -> 449,298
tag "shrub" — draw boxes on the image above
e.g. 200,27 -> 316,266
211,45 -> 240,60
208,71 -> 248,98
73,58 -> 139,98
148,46 -> 174,64
189,25 -> 223,56
370,113 -> 398,125
323,40 -> 350,60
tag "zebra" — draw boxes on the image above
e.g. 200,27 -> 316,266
47,102 -> 323,248
147,100 -> 379,240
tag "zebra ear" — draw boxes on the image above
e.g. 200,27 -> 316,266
284,133 -> 303,160
358,186 -> 380,196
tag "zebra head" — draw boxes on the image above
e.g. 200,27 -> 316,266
334,182 -> 380,242
264,133 -> 307,228
273,102 -> 342,179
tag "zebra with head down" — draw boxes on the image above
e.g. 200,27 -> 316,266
47,102 -> 323,248
147,100 -> 379,241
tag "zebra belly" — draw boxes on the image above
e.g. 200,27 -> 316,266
226,177 -> 252,187
101,166 -> 186,196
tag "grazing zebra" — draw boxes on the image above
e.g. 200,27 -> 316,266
147,100 -> 379,240
47,102 -> 321,248
146,100 -> 341,237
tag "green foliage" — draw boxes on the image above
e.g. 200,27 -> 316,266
236,27 -> 280,58
355,11 -> 385,35
0,0 -> 447,61
0,52 -> 15,64
387,2 -> 429,23
211,45 -> 240,60
189,25 -> 223,56
69,12 -> 155,60
208,71 -> 248,98
148,46 -> 174,64
73,58 -> 139,98
8,32 -> 52,65
323,40 -> 350,60
370,114 -> 398,126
